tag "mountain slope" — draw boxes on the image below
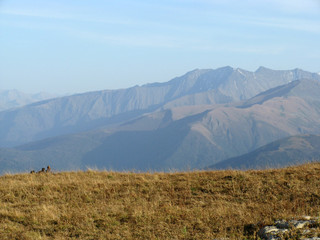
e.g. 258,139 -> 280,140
1,78 -> 320,173
1,67 -> 319,147
208,134 -> 320,170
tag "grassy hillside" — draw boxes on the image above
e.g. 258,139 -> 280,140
1,163 -> 320,239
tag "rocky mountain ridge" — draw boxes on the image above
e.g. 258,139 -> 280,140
1,77 -> 320,173
1,66 -> 319,148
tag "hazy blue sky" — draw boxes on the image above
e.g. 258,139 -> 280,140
1,0 -> 320,93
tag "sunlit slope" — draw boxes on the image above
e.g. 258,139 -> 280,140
208,134 -> 320,170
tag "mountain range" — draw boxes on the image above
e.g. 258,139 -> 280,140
0,89 -> 59,111
0,66 -> 320,173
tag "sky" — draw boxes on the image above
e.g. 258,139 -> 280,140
1,0 -> 320,94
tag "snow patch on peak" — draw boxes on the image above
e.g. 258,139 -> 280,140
236,68 -> 245,77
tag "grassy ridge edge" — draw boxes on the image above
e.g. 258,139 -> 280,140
1,163 -> 320,239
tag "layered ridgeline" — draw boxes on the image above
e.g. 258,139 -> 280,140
0,67 -> 320,173
208,134 -> 320,170
1,66 -> 319,148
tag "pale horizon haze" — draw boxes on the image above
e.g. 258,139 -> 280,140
1,0 -> 320,94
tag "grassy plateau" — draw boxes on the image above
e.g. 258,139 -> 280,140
1,163 -> 320,239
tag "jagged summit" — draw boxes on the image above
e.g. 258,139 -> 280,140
255,66 -> 271,72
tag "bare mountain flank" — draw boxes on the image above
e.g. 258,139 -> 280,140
208,134 -> 320,170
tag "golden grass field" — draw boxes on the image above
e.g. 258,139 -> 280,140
1,163 -> 320,239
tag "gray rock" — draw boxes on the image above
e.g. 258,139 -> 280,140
275,220 -> 289,229
258,226 -> 288,240
289,220 -> 310,229
258,217 -> 320,240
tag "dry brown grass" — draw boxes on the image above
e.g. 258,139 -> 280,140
1,163 -> 320,239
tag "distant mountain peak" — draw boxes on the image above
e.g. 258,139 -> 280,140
255,66 -> 271,72
220,65 -> 234,70
0,89 -> 60,111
